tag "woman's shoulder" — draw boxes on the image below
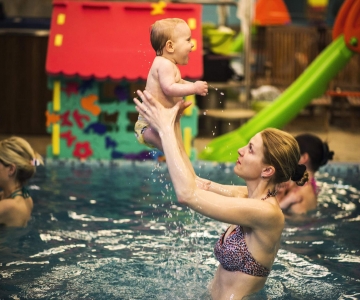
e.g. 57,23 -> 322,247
300,190 -> 317,211
251,197 -> 284,230
289,184 -> 317,213
0,193 -> 32,209
0,196 -> 33,227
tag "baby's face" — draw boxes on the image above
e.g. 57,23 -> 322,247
171,22 -> 194,65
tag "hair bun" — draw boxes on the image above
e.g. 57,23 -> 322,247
291,164 -> 306,181
320,142 -> 334,166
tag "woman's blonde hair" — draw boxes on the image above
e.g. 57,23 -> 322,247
0,136 -> 43,185
150,18 -> 186,56
261,128 -> 308,186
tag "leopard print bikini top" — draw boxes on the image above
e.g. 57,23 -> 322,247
214,225 -> 270,277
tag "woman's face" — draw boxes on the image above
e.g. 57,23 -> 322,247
234,133 -> 266,180
0,160 -> 10,187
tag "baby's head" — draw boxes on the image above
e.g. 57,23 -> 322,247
150,18 -> 187,56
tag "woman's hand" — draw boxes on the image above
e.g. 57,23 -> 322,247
133,90 -> 183,134
176,101 -> 193,121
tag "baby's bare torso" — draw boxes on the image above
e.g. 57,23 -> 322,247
145,56 -> 183,108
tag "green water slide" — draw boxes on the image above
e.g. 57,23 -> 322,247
198,35 -> 354,162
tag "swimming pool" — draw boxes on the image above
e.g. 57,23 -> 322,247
0,160 -> 359,299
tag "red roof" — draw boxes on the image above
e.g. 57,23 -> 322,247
46,1 -> 203,80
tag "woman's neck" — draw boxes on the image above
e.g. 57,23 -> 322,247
247,180 -> 275,200
1,182 -> 22,199
304,163 -> 315,178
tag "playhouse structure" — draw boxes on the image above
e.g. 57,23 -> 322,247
45,1 -> 202,161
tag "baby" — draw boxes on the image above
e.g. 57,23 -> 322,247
135,18 -> 208,151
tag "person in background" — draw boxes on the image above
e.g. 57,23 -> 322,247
133,90 -> 308,300
0,136 -> 43,227
278,133 -> 334,215
134,18 -> 208,152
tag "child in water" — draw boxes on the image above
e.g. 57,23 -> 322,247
134,18 -> 208,151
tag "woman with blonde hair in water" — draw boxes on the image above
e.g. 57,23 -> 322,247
133,90 -> 308,299
0,136 -> 43,227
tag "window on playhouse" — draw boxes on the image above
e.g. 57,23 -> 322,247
100,80 -> 145,104
99,81 -> 122,103
127,111 -> 138,132
98,111 -> 120,132
128,81 -> 146,104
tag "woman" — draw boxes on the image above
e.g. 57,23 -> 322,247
133,90 -> 308,299
278,133 -> 334,215
0,136 -> 43,227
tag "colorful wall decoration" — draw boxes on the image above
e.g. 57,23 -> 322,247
46,78 -> 199,161
45,1 -> 202,161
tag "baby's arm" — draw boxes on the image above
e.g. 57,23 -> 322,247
181,79 -> 208,96
158,60 -> 207,97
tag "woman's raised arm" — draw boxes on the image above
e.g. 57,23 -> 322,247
196,176 -> 248,198
133,90 -> 197,199
133,91 -> 280,230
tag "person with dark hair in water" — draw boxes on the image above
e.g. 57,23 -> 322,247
278,133 -> 334,215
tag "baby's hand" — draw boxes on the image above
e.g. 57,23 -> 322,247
193,81 -> 208,96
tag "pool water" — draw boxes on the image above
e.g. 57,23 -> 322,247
0,161 -> 359,299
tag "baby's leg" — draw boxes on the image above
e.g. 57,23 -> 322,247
143,126 -> 163,152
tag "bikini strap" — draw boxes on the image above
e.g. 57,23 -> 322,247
310,177 -> 319,195
8,187 -> 31,199
22,187 -> 31,198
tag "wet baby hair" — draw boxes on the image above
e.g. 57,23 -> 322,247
150,18 -> 186,56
